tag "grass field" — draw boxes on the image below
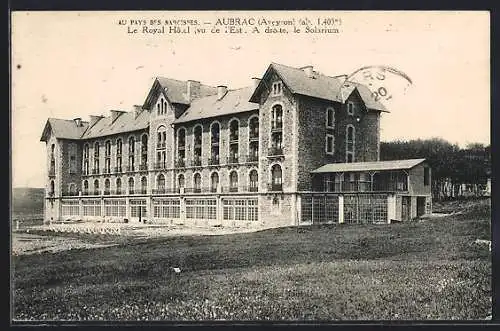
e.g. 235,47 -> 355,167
12,199 -> 491,321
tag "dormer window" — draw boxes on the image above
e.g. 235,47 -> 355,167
272,82 -> 282,96
347,102 -> 354,116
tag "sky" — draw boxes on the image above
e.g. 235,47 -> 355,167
11,11 -> 490,188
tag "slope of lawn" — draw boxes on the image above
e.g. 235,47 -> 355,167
12,199 -> 491,321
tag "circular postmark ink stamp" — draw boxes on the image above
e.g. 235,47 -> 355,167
343,65 -> 413,110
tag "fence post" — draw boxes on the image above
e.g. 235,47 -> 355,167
338,195 -> 344,224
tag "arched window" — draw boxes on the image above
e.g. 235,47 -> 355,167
141,176 -> 147,194
210,172 -> 219,193
51,144 -> 55,156
248,116 -> 259,162
249,170 -> 258,192
116,178 -> 122,195
83,144 -> 89,159
104,179 -> 110,195
128,136 -> 135,154
156,126 -> 167,149
193,173 -> 201,193
49,180 -> 55,195
229,119 -> 239,141
128,137 -> 135,171
210,122 -> 220,165
230,171 -> 238,192
163,101 -> 167,114
128,177 -> 135,194
105,140 -> 111,157
193,125 -> 203,166
83,180 -> 89,195
249,116 -> 259,139
160,98 -> 164,114
68,183 -> 76,196
94,179 -> 100,195
271,164 -> 282,191
178,174 -> 185,191
141,134 -> 148,167
157,174 -> 165,193
346,125 -> 355,163
94,142 -> 100,157
229,120 -> 239,163
271,105 -> 283,129
177,128 -> 186,166
157,103 -> 160,115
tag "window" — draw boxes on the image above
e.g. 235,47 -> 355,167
271,105 -> 283,129
93,179 -> 100,195
105,140 -> 111,157
347,101 -> 354,116
272,81 -> 283,96
83,144 -> 89,159
83,180 -> 89,195
104,179 -> 110,195
141,134 -> 148,166
346,125 -> 355,163
326,134 -> 334,155
424,167 -> 430,186
249,170 -> 258,192
210,122 -> 220,165
94,142 -> 99,157
117,139 -> 122,155
128,137 -> 135,154
228,120 -> 239,163
177,128 -> 186,166
193,125 -> 203,166
49,181 -> 55,195
141,176 -> 147,194
67,183 -> 76,195
249,116 -> 259,139
271,164 -> 282,191
178,174 -> 185,190
326,107 -> 335,128
193,173 -> 201,193
128,177 -> 135,194
211,172 -> 219,192
116,178 -> 122,194
156,126 -> 167,149
230,171 -> 238,192
157,174 -> 165,192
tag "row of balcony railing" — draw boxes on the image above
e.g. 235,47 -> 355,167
314,181 -> 408,193
54,183 -> 283,198
82,164 -> 149,176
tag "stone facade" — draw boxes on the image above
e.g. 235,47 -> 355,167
41,62 -> 429,226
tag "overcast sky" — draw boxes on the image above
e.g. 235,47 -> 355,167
11,11 -> 490,188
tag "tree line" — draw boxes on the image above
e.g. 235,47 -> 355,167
380,138 -> 491,200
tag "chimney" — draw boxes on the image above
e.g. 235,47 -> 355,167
73,117 -> 82,127
187,80 -> 201,101
110,110 -> 125,123
89,115 -> 104,128
251,77 -> 261,90
132,105 -> 143,119
301,65 -> 314,78
217,85 -> 227,100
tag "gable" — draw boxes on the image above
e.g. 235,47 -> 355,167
40,121 -> 53,142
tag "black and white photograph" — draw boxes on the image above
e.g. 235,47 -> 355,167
11,10 -> 491,321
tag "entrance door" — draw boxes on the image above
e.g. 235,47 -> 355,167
130,199 -> 147,222
401,196 -> 411,221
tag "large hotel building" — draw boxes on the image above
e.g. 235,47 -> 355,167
40,63 -> 432,227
